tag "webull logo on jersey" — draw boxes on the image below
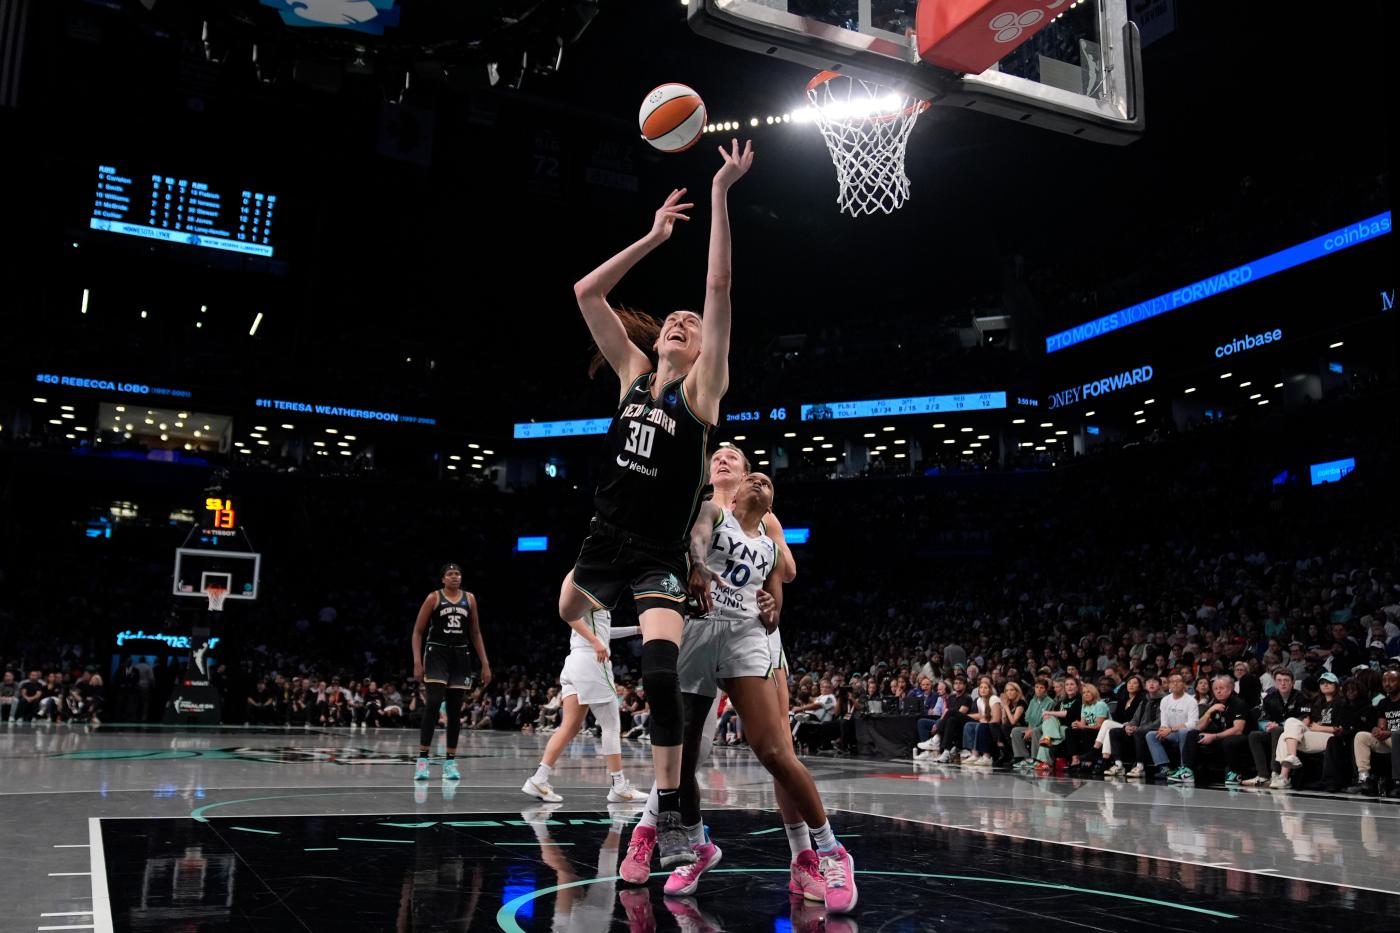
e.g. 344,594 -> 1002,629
1049,365 -> 1153,410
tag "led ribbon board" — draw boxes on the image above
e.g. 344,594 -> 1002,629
513,419 -> 611,439
1046,212 -> 1392,353
801,392 -> 1007,421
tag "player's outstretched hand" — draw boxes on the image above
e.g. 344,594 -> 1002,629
648,188 -> 694,243
713,139 -> 754,191
687,563 -> 718,615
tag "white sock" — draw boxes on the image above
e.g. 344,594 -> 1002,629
685,821 -> 706,846
784,821 -> 811,859
531,763 -> 552,785
610,770 -> 626,788
638,784 -> 660,830
810,821 -> 837,853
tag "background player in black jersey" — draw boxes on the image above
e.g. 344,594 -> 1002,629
557,139 -> 754,868
411,563 -> 492,781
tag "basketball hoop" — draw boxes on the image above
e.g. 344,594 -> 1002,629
804,70 -> 929,217
205,585 -> 228,612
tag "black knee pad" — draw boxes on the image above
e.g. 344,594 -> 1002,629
641,639 -> 683,746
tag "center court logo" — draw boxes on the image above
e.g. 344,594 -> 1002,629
990,9 -> 1044,43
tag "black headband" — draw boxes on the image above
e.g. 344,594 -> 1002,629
440,563 -> 462,577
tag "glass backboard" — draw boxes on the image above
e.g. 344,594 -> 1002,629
688,0 -> 1143,143
173,548 -> 261,601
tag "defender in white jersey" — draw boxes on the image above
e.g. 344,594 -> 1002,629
624,472 -> 859,913
522,605 -> 646,805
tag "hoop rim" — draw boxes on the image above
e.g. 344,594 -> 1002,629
205,585 -> 228,611
805,69 -> 931,120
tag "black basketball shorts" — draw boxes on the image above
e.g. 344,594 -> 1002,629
423,644 -> 473,688
570,517 -> 691,617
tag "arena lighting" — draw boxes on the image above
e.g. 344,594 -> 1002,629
447,464 -> 458,470
753,448 -> 766,454
1183,387 -> 1196,394
970,442 -> 982,448
66,434 -> 76,439
249,312 -> 264,336
1133,410 -> 1144,416
344,435 -> 356,441
960,427 -> 973,433
1330,341 -> 1344,348
81,289 -> 89,314
1039,422 -> 1053,428
933,423 -> 946,429
942,439 -> 955,444
733,434 -> 746,441
1250,393 -> 1262,400
1085,410 -> 1096,416
281,423 -> 295,429
484,449 -> 494,455
339,450 -> 352,456
75,427 -> 87,432
257,439 -> 270,446
1145,399 -> 1155,404
882,426 -> 895,431
875,445 -> 887,451
337,441 -> 349,447
802,446 -> 814,452
1258,399 -> 1270,406
254,425 -> 268,431
820,443 -> 833,449
47,419 -> 62,425
894,453 -> 906,459
824,456 -> 837,462
60,405 -> 74,411
448,454 -> 461,460
1020,442 -> 1034,447
1220,372 -> 1232,379
1055,430 -> 1068,435
894,439 -> 907,445
977,434 -> 990,440
1135,418 -> 1147,424
469,443 -> 480,449
963,449 -> 976,455
326,428 -> 338,434
1239,381 -> 1252,388
784,432 -> 797,437
863,432 -> 876,438
1011,418 -> 1025,424
1034,445 -> 1046,451
812,436 -> 825,441
472,455 -> 484,461
313,441 -> 326,448
115,406 -> 124,412
758,460 -> 769,466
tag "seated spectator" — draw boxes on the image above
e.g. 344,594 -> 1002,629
1032,676 -> 1081,774
792,678 -> 840,753
912,680 -> 948,758
469,696 -> 496,730
1243,667 -> 1306,786
1178,674 -> 1251,786
960,676 -> 1003,766
1317,678 -> 1374,791
1346,668 -> 1400,796
1273,672 -> 1341,789
0,670 -> 17,723
360,681 -> 385,728
1093,674 -> 1144,773
16,670 -> 45,723
932,675 -> 975,763
380,682 -> 405,728
245,681 -> 278,725
1011,678 -> 1054,770
1110,675 -> 1163,777
1068,682 -> 1111,773
1142,673 -> 1197,781
998,682 -> 1027,765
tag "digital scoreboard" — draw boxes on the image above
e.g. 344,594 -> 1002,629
89,163 -> 281,258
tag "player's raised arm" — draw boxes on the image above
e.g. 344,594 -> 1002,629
687,139 -> 753,424
574,190 -> 694,393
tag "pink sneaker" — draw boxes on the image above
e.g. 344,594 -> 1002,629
621,825 -> 657,885
663,841 -> 723,896
788,849 -> 825,902
819,844 -> 858,914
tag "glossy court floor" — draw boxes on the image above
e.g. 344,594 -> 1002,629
3,724 -> 1398,931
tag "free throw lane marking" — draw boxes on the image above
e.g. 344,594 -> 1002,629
88,818 -> 115,933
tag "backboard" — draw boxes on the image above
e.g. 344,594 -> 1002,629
687,0 -> 1144,144
173,548 -> 261,601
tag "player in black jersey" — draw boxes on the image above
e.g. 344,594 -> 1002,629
411,563 -> 492,781
558,139 -> 754,870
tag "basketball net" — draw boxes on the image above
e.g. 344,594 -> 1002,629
805,71 -> 929,217
205,586 -> 228,613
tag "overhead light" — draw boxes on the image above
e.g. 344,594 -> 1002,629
60,405 -> 74,412
824,456 -> 837,462
1020,442 -> 1035,447
894,439 -> 907,445
124,423 -> 133,431
1145,399 -> 1155,405
1258,399 -> 1269,406
65,433 -> 76,440
193,431 -> 201,438
1034,445 -> 1046,451
812,436 -> 825,441
159,433 -> 169,441
1040,422 -> 1053,428
255,426 -> 268,432
1133,410 -> 1144,417
174,421 -> 184,428
1011,418 -> 1025,424
234,442 -> 245,448
1084,411 -> 1096,417
875,445 -> 887,451
894,453 -> 906,459
468,443 -> 480,449
1239,381 -> 1252,388
1055,430 -> 1068,435
882,426 -> 895,432
1249,393 -> 1261,400
1183,387 -> 1196,394
201,305 -> 208,313
942,439 -> 955,444
144,418 -> 154,425
313,441 -> 326,448
960,427 -> 973,433
962,449 -> 975,455
449,454 -> 461,460
158,422 -> 168,430
80,288 -> 90,314
483,449 -> 494,455
32,397 -> 47,403
183,443 -> 192,451
1044,438 -> 1056,444
115,405 -> 125,412
75,426 -> 87,432
281,424 -> 295,430
340,450 -> 352,456
970,442 -> 982,448
1135,418 -> 1147,424
47,419 -> 62,425
801,446 -> 814,452
326,428 -> 338,434
203,424 -> 211,430
820,443 -> 833,449
472,455 -> 484,461
733,435 -> 746,441
337,441 -> 349,448
344,435 -> 357,441
977,434 -> 990,440
249,312 -> 264,336
447,464 -> 458,471
140,310 -> 148,319
1274,382 -> 1284,388
758,460 -> 769,466
249,432 -> 262,439
257,439 -> 270,446
784,432 -> 796,438
178,412 -> 189,419
863,432 -> 876,438
753,449 -> 766,454
1220,372 -> 1232,379
196,322 -> 203,329
933,423 -> 946,429
1329,341 -> 1344,348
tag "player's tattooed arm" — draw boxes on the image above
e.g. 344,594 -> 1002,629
687,500 -> 724,614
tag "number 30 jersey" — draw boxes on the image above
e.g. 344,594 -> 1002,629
594,372 -> 711,546
704,508 -> 777,623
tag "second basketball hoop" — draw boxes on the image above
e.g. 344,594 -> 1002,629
805,71 -> 929,217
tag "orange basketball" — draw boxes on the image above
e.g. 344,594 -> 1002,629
639,83 -> 707,153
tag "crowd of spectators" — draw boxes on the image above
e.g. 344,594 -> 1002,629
2,380 -> 1396,804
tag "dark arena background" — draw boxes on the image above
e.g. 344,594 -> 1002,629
0,1 -> 1396,931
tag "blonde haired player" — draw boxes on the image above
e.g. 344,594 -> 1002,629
521,605 -> 647,805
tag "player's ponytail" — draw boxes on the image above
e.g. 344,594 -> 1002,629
588,306 -> 660,378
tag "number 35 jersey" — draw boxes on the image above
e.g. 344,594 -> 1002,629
704,508 -> 777,623
594,372 -> 710,546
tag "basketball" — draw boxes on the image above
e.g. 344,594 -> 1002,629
639,82 -> 706,153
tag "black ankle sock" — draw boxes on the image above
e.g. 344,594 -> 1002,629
656,788 -> 681,813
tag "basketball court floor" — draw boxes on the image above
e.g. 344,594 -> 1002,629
3,724 -> 1398,931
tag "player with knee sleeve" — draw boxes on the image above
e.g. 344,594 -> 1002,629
411,563 -> 492,781
522,605 -> 647,804
556,139 -> 754,868
623,474 -> 858,912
